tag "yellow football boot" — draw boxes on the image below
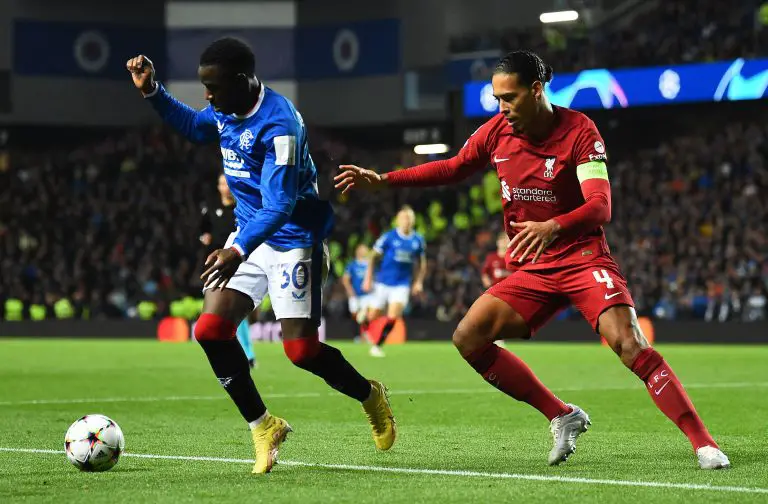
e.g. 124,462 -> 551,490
250,414 -> 292,474
362,380 -> 396,451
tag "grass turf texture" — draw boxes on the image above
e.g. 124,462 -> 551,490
0,339 -> 766,503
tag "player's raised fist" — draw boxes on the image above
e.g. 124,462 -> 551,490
126,55 -> 156,95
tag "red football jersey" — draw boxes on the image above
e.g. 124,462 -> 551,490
459,107 -> 611,270
481,252 -> 510,286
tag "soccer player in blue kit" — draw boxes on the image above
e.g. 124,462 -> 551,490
126,38 -> 395,474
341,244 -> 372,339
364,206 -> 427,357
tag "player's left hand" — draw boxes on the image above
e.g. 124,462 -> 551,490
411,281 -> 424,297
508,220 -> 560,264
201,248 -> 244,290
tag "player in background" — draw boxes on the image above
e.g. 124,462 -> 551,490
364,206 -> 427,357
336,51 -> 728,469
341,244 -> 372,340
127,38 -> 395,475
200,174 -> 256,368
481,231 -> 511,289
481,231 -> 511,347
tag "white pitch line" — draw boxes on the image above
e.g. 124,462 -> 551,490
0,392 -> 323,407
1,382 -> 766,407
0,447 -> 765,495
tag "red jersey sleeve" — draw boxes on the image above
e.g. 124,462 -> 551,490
553,118 -> 612,234
386,118 -> 495,187
572,118 -> 608,166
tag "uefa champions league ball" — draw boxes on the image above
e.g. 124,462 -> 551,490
64,414 -> 125,472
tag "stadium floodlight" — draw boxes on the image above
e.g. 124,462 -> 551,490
539,10 -> 579,23
413,143 -> 450,155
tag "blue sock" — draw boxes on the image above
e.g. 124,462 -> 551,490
236,319 -> 255,362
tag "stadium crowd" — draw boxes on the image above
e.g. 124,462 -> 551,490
2,115 -> 766,322
450,0 -> 762,72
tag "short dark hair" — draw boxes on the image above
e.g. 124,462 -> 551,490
493,50 -> 553,87
199,37 -> 255,76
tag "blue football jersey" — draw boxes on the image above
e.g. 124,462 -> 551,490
146,83 -> 333,255
344,259 -> 368,297
373,229 -> 425,287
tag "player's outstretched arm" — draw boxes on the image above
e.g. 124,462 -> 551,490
336,155 -> 484,194
126,55 -> 217,144
335,120 -> 493,194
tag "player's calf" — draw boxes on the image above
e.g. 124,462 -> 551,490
455,295 -> 570,422
281,319 -> 372,402
195,312 -> 268,424
599,306 -> 726,465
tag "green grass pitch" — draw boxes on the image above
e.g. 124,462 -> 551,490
0,339 -> 766,503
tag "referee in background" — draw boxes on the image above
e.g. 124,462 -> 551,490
200,174 -> 257,368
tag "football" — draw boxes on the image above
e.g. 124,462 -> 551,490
64,414 -> 125,472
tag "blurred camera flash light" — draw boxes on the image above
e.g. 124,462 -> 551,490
540,10 -> 579,23
413,144 -> 450,155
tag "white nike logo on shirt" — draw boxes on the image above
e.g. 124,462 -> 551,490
604,292 -> 622,299
494,156 -> 510,163
654,381 -> 671,395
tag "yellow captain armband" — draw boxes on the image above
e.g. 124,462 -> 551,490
576,161 -> 609,183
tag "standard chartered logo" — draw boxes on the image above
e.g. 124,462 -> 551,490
512,187 -> 557,203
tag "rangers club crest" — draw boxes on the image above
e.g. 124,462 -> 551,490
239,129 -> 254,150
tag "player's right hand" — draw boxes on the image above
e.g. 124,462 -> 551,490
335,165 -> 385,194
126,55 -> 156,95
362,277 -> 373,293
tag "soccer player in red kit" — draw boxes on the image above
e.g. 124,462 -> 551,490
335,51 -> 729,469
482,231 -> 511,288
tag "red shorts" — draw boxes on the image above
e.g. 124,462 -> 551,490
486,254 -> 634,335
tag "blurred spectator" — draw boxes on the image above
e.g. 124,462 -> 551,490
2,117 -> 766,322
449,1 -> 761,74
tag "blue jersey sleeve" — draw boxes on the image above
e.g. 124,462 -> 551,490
344,261 -> 354,276
145,83 -> 218,144
232,121 -> 299,256
373,232 -> 390,255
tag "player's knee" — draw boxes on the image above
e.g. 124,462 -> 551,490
283,336 -> 321,366
452,320 -> 484,356
611,329 -> 645,368
194,313 -> 237,342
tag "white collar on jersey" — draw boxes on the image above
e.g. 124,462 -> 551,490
394,228 -> 414,239
232,79 -> 265,120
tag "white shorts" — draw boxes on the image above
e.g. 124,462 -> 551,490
348,295 -> 372,314
371,283 -> 410,310
203,231 -> 328,322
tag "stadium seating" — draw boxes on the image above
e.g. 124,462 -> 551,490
2,117 -> 766,322
449,0 -> 760,73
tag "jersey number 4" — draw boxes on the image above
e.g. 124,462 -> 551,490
592,269 -> 615,289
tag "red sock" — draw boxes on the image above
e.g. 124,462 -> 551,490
631,348 -> 717,451
465,344 -> 570,421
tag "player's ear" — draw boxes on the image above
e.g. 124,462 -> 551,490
532,81 -> 544,100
